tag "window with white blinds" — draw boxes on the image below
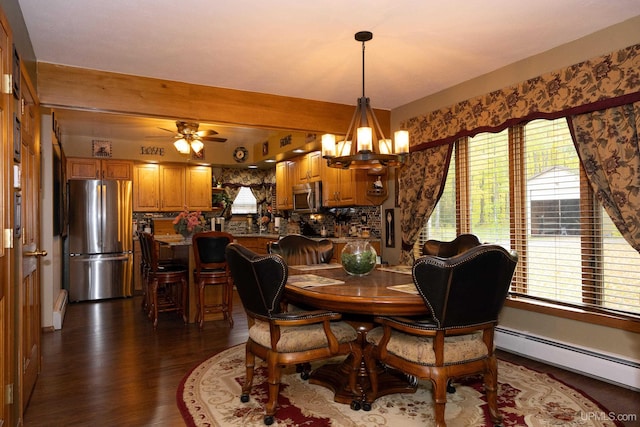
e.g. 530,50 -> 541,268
520,118 -> 640,315
414,117 -> 640,316
231,187 -> 257,214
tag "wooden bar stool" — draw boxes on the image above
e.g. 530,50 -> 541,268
140,232 -> 188,328
192,231 -> 234,328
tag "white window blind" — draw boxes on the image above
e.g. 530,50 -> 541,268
467,130 -> 511,248
231,187 -> 257,214
520,118 -> 639,315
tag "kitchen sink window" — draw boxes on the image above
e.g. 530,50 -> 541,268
231,186 -> 257,214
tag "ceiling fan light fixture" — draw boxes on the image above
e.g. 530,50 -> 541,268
174,138 -> 190,154
323,31 -> 409,170
190,138 -> 204,154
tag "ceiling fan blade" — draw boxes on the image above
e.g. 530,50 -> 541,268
196,129 -> 219,137
201,136 -> 227,142
158,127 -> 178,133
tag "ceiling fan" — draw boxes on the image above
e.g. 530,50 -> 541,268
155,120 -> 227,154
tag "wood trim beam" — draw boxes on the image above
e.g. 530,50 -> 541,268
36,62 -> 390,135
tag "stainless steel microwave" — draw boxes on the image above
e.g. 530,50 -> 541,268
292,182 -> 322,213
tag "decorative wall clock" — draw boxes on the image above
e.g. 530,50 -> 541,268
233,146 -> 248,163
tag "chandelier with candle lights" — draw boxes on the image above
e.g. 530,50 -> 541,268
322,31 -> 409,170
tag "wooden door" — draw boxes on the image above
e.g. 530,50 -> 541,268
160,165 -> 185,211
0,17 -> 10,426
19,72 -> 42,417
185,166 -> 211,210
133,163 -> 159,211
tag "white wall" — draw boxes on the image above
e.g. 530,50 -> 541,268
40,114 -> 63,329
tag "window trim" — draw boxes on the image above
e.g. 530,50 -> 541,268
505,296 -> 640,333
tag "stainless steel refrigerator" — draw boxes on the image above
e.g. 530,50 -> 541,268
67,179 -> 133,301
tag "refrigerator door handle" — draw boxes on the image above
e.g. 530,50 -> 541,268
71,254 -> 131,262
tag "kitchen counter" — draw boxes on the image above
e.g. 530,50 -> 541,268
232,233 -> 380,243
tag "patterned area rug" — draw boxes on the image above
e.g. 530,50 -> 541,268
177,344 -> 622,427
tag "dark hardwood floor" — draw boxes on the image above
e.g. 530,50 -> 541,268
23,293 -> 639,426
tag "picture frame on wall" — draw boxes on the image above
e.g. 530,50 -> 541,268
92,140 -> 112,157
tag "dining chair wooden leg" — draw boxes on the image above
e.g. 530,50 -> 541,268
265,352 -> 282,422
181,276 -> 188,323
485,356 -> 502,425
432,376 -> 447,427
240,344 -> 256,401
224,280 -> 234,327
197,280 -> 205,328
149,279 -> 159,328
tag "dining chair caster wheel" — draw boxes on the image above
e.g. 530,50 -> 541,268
264,415 -> 275,425
350,400 -> 361,411
362,401 -> 372,411
447,380 -> 456,394
300,371 -> 310,380
240,394 -> 250,403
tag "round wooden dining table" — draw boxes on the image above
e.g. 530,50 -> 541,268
285,264 -> 428,406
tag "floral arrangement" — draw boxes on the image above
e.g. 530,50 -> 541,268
173,209 -> 206,236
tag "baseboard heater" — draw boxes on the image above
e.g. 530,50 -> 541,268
495,326 -> 640,391
52,289 -> 68,330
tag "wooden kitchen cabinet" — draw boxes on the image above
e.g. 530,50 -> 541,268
67,157 -> 132,180
322,166 -> 357,207
296,151 -> 322,183
133,163 -> 160,211
275,160 -> 295,211
133,163 -> 214,212
160,164 -> 185,211
185,166 -> 212,211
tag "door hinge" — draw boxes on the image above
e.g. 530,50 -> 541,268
5,383 -> 13,404
3,228 -> 13,249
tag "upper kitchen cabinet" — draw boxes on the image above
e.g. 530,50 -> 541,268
322,166 -> 357,207
159,164 -> 186,211
322,166 -> 389,207
133,163 -> 160,211
67,157 -> 133,180
133,163 -> 183,211
295,151 -> 322,183
185,166 -> 212,211
275,160 -> 295,211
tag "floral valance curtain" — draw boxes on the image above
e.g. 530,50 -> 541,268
403,44 -> 640,150
568,103 -> 640,252
219,167 -> 276,205
396,44 -> 640,261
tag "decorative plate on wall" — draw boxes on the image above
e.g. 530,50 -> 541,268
233,146 -> 248,163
